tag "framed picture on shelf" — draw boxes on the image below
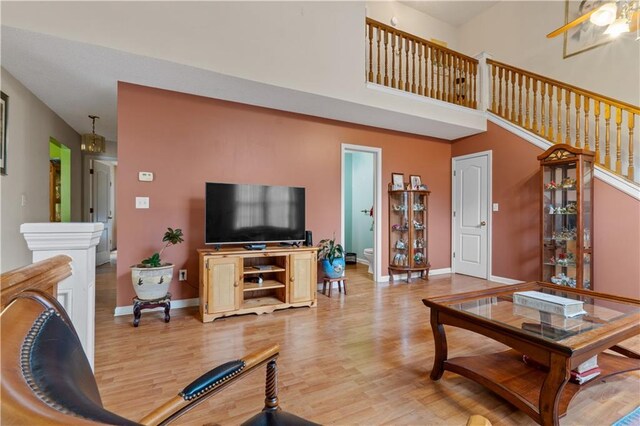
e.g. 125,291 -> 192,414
410,175 -> 421,190
391,173 -> 404,190
0,91 -> 7,175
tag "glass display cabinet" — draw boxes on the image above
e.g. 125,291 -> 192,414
538,144 -> 594,290
388,185 -> 430,282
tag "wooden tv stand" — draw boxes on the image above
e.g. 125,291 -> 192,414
197,246 -> 318,323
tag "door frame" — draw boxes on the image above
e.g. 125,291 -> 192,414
341,143 -> 382,282
451,150 -> 492,279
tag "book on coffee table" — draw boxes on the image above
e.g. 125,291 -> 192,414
513,291 -> 587,317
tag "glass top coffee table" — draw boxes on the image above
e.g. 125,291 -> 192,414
422,282 -> 640,426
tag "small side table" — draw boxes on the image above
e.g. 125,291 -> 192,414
133,292 -> 171,327
322,277 -> 347,298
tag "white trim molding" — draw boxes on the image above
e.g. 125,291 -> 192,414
488,112 -> 640,200
489,275 -> 525,285
114,297 -> 200,316
380,267 -> 452,283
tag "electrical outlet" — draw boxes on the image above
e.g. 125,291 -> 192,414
135,197 -> 150,209
179,269 -> 187,281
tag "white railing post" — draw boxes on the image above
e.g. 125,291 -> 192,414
474,51 -> 493,112
20,222 -> 104,370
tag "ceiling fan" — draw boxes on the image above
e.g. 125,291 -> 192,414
547,0 -> 639,39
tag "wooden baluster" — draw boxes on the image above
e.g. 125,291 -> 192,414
417,42 -> 423,95
565,90 -> 571,145
454,56 -> 459,104
540,82 -> 546,137
383,30 -> 389,87
524,76 -> 530,129
510,70 -> 516,122
430,47 -> 435,98
491,64 -> 496,113
532,78 -> 538,133
391,32 -> 397,89
472,61 -> 477,109
411,40 -> 416,93
437,50 -> 442,100
518,73 -> 523,125
368,24 -> 374,82
398,37 -> 404,91
498,67 -> 504,117
575,93 -> 581,147
376,27 -> 382,84
628,112 -> 635,179
583,96 -> 590,150
615,107 -> 622,174
405,38 -> 410,92
547,84 -> 554,141
604,104 -> 611,168
556,87 -> 563,143
424,44 -> 429,97
594,101 -> 601,163
445,53 -> 451,102
467,60 -> 472,108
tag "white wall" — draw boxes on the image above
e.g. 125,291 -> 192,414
457,1 -> 640,105
2,1 -> 486,139
0,68 -> 82,272
366,1 -> 460,50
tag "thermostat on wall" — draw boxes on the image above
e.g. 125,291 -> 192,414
139,172 -> 154,182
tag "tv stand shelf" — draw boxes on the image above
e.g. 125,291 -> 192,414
198,246 -> 318,323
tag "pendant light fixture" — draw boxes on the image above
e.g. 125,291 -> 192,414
81,115 -> 106,153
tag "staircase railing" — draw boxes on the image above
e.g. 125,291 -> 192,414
365,18 -> 478,109
487,59 -> 639,183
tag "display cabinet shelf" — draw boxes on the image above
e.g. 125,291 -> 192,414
538,144 -> 594,290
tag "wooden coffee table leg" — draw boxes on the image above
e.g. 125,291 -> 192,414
429,308 -> 448,380
539,353 -> 569,426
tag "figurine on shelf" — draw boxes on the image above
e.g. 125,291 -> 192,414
392,204 -> 407,212
395,239 -> 407,250
552,227 -> 577,241
414,237 -> 425,249
392,223 -> 408,232
549,205 -> 555,214
414,252 -> 424,264
565,202 -> 577,214
413,220 -> 424,230
561,177 -> 577,189
413,203 -> 425,211
418,184 -> 428,191
550,273 -> 577,288
544,181 -> 558,190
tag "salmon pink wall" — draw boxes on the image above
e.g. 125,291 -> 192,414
117,83 -> 452,307
452,122 -> 541,281
453,122 -> 640,298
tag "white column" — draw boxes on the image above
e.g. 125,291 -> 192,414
474,51 -> 493,113
20,222 -> 104,370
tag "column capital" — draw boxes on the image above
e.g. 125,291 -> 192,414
21,222 -> 104,251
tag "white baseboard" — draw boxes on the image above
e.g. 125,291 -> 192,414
356,258 -> 369,265
489,275 -> 524,285
114,297 -> 200,316
430,267 -> 452,276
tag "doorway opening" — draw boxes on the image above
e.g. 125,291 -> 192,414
341,144 -> 382,282
49,138 -> 70,222
88,158 -> 117,266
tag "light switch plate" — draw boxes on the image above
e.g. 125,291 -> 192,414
138,172 -> 154,182
136,197 -> 150,209
492,203 -> 499,212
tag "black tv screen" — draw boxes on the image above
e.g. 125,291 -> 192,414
205,182 -> 305,245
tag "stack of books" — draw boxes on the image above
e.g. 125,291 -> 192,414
521,354 -> 601,384
570,356 -> 601,384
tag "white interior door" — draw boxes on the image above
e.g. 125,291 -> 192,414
92,160 -> 111,266
453,152 -> 490,278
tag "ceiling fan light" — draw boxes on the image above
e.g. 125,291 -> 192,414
590,3 -> 617,26
604,18 -> 630,36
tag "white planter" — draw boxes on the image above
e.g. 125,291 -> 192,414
131,264 -> 174,300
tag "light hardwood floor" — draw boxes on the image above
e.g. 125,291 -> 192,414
95,262 -> 640,425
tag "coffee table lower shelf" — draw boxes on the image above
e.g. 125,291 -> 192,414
445,349 -> 640,422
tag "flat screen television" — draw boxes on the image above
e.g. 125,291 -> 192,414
205,182 -> 305,245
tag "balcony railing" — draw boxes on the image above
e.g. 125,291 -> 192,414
366,18 -> 478,109
487,59 -> 639,182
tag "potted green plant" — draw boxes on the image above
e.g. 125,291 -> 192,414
317,237 -> 345,279
130,227 -> 184,300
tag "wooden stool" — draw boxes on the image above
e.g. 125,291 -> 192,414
322,277 -> 347,298
132,292 -> 171,327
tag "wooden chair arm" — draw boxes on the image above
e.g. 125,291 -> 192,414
0,255 -> 71,310
139,344 -> 280,426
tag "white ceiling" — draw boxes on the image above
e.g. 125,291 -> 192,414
1,26 -> 485,143
400,1 -> 499,27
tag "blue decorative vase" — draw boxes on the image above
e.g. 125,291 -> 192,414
322,258 -> 345,278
